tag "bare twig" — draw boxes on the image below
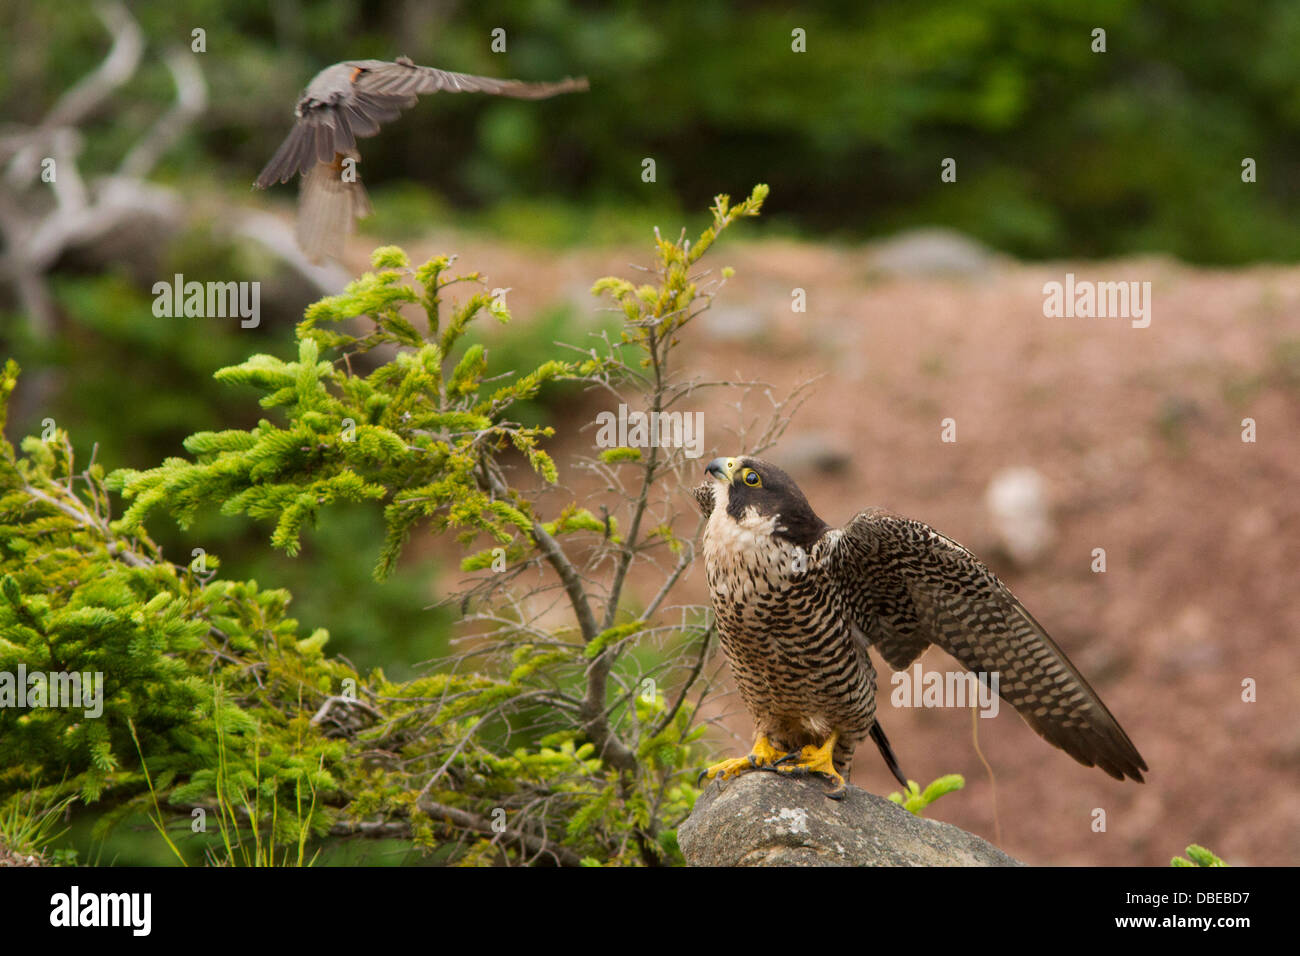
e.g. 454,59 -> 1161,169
119,49 -> 207,179
417,798 -> 583,867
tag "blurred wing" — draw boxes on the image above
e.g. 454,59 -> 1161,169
829,508 -> 1147,782
256,120 -> 324,188
357,57 -> 589,100
256,88 -> 412,188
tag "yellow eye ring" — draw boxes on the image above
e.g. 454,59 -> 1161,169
742,469 -> 761,487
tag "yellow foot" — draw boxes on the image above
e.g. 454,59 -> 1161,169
771,733 -> 847,800
698,735 -> 790,786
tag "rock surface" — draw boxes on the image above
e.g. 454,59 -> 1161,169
679,772 -> 1022,867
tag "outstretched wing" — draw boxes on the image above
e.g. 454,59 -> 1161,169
256,58 -> 587,188
827,508 -> 1147,782
356,57 -> 589,100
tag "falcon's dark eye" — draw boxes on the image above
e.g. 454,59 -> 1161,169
742,469 -> 761,487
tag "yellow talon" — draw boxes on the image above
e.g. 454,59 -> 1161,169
699,734 -> 790,784
749,734 -> 786,767
773,732 -> 847,797
699,755 -> 753,783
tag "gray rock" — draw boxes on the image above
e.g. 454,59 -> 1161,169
698,305 -> 771,344
864,227 -> 1001,278
678,771 -> 1021,867
778,432 -> 852,475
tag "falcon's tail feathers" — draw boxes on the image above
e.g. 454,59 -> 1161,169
870,721 -> 909,790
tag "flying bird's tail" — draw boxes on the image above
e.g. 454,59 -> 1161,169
297,152 -> 371,263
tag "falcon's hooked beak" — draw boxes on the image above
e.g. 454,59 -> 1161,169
706,457 -> 738,483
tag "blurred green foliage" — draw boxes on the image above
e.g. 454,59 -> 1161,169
5,0 -> 1298,261
4,0 -> 1296,527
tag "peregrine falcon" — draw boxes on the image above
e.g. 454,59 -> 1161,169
693,456 -> 1147,798
254,57 -> 588,260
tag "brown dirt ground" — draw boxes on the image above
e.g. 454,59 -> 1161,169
357,224 -> 1300,866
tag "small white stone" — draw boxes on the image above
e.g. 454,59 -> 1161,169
985,466 -> 1054,565
765,806 -> 810,834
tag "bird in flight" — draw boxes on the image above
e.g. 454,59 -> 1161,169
254,57 -> 588,261
693,456 -> 1147,798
